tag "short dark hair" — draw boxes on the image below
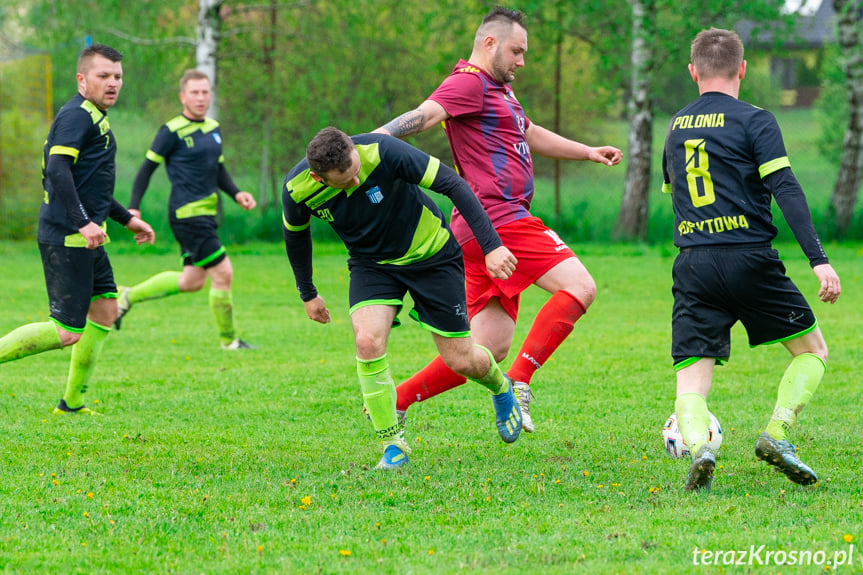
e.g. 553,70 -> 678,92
690,28 -> 743,80
480,6 -> 527,32
77,43 -> 123,74
180,69 -> 210,92
306,127 -> 355,175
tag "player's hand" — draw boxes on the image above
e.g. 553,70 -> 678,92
79,221 -> 108,249
128,208 -> 142,219
235,191 -> 257,211
813,263 -> 840,304
588,146 -> 623,166
125,216 -> 156,246
304,295 -> 331,324
485,245 -> 517,280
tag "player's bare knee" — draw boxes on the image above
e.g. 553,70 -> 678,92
354,334 -> 386,359
811,344 -> 828,364
441,354 -> 482,379
574,273 -> 597,308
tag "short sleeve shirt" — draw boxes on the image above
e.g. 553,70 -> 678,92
429,60 -> 534,244
38,94 -> 117,245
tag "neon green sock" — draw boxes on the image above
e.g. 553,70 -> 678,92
765,353 -> 826,441
468,344 -> 506,394
357,355 -> 400,445
675,392 -> 711,456
128,271 -> 181,304
0,322 -> 63,364
62,319 -> 110,409
209,288 -> 235,345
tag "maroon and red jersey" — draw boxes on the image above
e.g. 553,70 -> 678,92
429,59 -> 534,244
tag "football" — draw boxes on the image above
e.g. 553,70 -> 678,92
662,411 -> 723,458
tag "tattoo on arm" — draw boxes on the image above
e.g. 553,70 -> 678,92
381,109 -> 426,138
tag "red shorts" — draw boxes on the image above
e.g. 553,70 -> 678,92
460,216 -> 576,322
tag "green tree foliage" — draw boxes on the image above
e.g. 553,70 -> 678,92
22,0 -> 197,115
814,43 -> 847,165
1,0 -> 832,242
0,54 -> 52,239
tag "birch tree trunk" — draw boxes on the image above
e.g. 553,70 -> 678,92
197,0 -> 223,120
614,0 -> 656,241
828,0 -> 863,237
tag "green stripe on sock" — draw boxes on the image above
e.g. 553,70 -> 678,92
357,355 -> 399,443
129,271 -> 181,304
765,353 -> 825,441
63,319 -> 110,409
675,392 -> 710,455
468,344 -> 505,394
0,322 -> 63,364
210,288 -> 235,345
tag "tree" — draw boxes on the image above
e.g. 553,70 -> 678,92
828,0 -> 863,237
614,0 -> 655,241
611,0 -> 791,241
197,0 -> 223,119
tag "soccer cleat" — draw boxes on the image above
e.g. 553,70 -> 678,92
684,445 -> 716,492
511,379 -> 535,433
491,376 -> 522,444
52,398 -> 102,416
375,443 -> 409,470
754,432 -> 817,485
113,286 -> 132,330
221,338 -> 259,350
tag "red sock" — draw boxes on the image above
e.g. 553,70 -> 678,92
396,355 -> 467,411
507,290 -> 586,385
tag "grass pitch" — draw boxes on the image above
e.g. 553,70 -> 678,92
0,240 -> 861,574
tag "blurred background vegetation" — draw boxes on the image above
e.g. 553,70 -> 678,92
0,0 -> 859,245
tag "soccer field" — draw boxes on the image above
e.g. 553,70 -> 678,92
0,240 -> 860,573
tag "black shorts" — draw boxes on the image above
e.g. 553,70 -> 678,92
169,215 -> 227,269
348,246 -> 470,337
671,245 -> 816,368
39,243 -> 117,332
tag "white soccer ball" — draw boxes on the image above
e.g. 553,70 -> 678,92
662,411 -> 723,458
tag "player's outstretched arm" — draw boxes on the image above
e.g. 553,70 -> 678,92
303,295 -> 331,324
374,100 -> 449,138
125,216 -> 155,246
812,263 -> 840,304
525,123 -> 623,166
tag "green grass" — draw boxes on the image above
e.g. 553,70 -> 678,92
0,240 -> 861,573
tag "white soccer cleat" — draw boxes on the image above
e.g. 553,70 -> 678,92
221,338 -> 259,350
511,380 -> 535,433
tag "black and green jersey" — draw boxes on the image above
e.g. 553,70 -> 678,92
283,134 -> 498,265
283,134 -> 501,301
144,115 -> 226,219
662,92 -> 795,248
38,94 -> 117,246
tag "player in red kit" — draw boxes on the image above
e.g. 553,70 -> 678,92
376,6 -> 622,433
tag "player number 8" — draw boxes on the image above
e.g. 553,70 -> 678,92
684,138 -> 715,207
